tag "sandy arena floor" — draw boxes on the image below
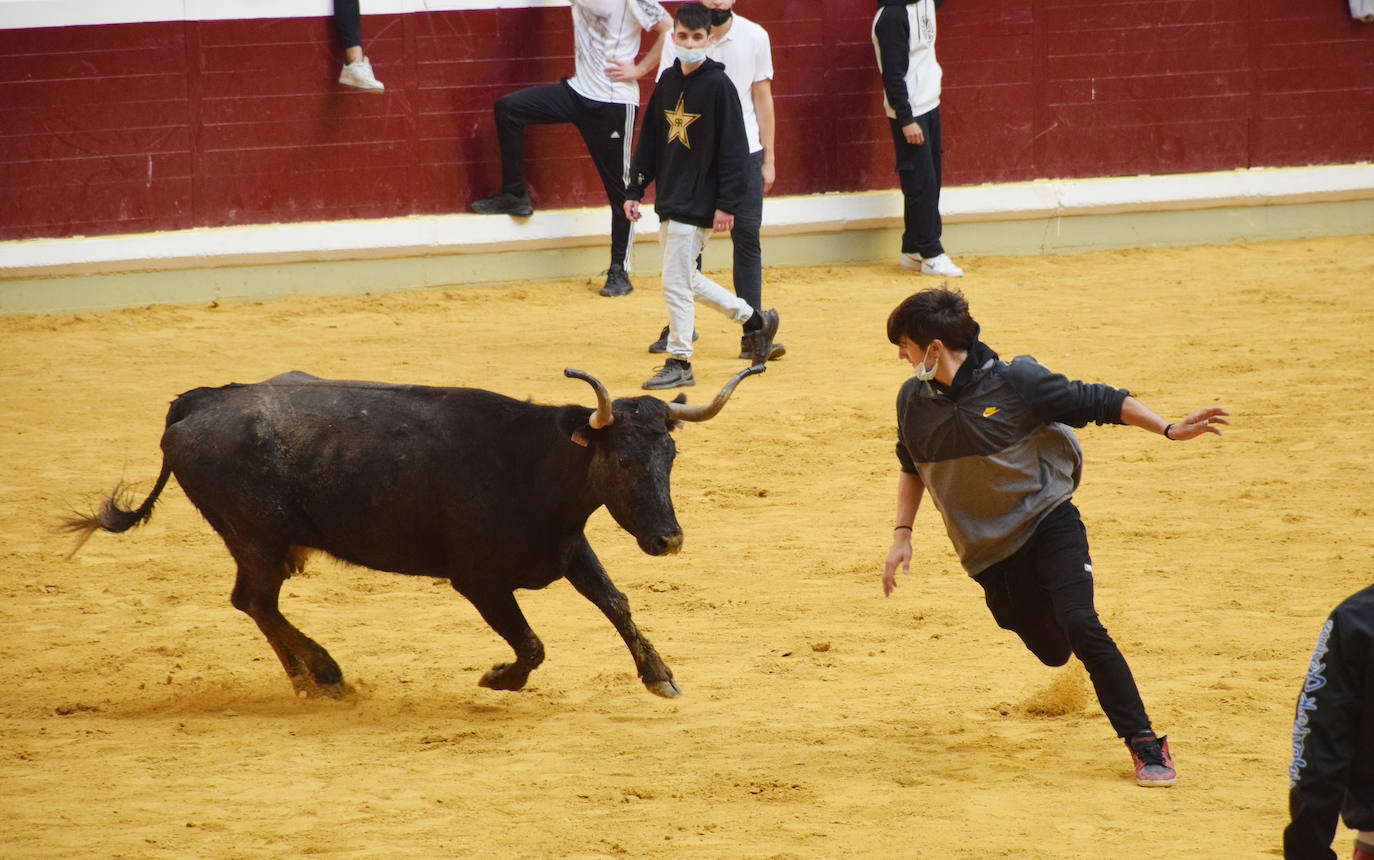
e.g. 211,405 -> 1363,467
2,235 -> 1373,858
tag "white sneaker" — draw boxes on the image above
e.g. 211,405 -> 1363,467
339,57 -> 384,92
900,252 -> 963,277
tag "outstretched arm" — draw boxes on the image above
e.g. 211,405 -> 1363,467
1120,397 -> 1230,441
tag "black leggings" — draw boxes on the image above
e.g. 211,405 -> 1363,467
975,501 -> 1152,739
334,0 -> 361,49
493,80 -> 637,270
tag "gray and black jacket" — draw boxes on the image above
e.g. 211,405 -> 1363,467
895,340 -> 1129,575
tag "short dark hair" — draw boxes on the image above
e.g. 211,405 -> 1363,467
674,2 -> 712,32
886,287 -> 979,350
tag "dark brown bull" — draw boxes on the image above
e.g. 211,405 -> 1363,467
66,366 -> 763,699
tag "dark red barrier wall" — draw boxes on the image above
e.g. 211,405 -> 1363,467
2,0 -> 1372,241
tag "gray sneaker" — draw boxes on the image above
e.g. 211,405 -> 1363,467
649,325 -> 698,353
599,264 -> 633,297
738,336 -> 786,361
642,358 -> 694,390
472,192 -> 533,217
740,308 -> 779,367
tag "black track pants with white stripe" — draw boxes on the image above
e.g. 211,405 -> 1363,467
493,79 -> 637,271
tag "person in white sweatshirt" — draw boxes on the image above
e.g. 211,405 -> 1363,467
872,0 -> 961,278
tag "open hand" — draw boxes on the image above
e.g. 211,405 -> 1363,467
1168,406 -> 1231,440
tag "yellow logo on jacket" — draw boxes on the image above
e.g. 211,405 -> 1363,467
982,406 -> 999,417
665,94 -> 700,148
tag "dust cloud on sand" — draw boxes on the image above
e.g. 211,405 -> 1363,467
2,236 -> 1372,857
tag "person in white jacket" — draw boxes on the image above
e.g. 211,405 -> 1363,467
872,0 -> 961,278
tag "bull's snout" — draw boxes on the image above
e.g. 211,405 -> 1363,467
643,531 -> 684,556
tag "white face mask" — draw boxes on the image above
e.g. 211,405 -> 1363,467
913,344 -> 938,381
675,44 -> 708,65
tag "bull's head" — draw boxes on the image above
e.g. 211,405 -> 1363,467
562,366 -> 764,556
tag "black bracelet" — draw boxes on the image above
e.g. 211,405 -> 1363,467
893,525 -> 912,532
1163,423 -> 1175,440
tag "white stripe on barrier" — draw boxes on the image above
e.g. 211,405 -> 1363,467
1,164 -> 1372,278
0,0 -> 572,30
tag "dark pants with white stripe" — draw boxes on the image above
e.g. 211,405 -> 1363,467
493,79 -> 636,271
888,106 -> 944,259
974,500 -> 1153,739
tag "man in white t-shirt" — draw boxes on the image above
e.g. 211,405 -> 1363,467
649,0 -> 784,360
473,0 -> 672,298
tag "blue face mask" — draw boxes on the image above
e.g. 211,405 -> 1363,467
675,44 -> 708,65
913,344 -> 938,381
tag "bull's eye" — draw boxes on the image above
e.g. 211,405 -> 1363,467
617,456 -> 633,470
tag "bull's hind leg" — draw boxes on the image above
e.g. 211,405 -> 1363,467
566,540 -> 679,698
453,583 -> 544,691
229,553 -> 345,698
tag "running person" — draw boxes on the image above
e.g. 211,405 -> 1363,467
881,286 -> 1229,786
472,0 -> 672,298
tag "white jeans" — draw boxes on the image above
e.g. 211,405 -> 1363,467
659,219 -> 753,359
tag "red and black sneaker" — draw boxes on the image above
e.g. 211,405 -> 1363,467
1127,733 -> 1177,787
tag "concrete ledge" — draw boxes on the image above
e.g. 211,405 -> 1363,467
3,164 -> 1372,315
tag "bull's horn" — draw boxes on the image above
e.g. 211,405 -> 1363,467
666,365 -> 765,423
564,368 -> 614,428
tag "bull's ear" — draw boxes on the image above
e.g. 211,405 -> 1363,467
667,393 -> 687,430
557,406 -> 598,447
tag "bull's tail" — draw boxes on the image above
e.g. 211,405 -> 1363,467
64,456 -> 174,559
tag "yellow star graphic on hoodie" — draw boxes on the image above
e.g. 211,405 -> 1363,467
664,93 -> 700,148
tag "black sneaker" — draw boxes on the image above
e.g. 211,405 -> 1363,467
740,308 -> 779,367
649,325 -> 698,354
738,336 -> 786,361
472,191 -> 533,217
599,264 -> 633,297
642,358 -> 694,390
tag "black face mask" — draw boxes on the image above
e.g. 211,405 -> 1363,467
709,8 -> 733,26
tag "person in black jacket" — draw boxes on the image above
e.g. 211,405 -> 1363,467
1285,584 -> 1374,859
881,287 -> 1229,786
624,2 -> 779,390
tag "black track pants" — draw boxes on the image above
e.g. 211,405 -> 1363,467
975,500 -> 1153,739
493,80 -> 637,270
888,106 -> 944,260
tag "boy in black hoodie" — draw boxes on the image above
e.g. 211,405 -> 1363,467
625,1 -> 779,390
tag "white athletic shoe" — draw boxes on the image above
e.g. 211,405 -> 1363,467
339,57 -> 384,92
901,252 -> 963,277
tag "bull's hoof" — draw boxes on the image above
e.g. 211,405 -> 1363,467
644,678 -> 682,698
478,662 -> 528,691
289,675 -> 346,700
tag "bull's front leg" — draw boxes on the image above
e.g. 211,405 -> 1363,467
566,540 -> 680,698
453,583 -> 545,691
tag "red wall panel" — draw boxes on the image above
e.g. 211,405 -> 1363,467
1,0 -> 1372,241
